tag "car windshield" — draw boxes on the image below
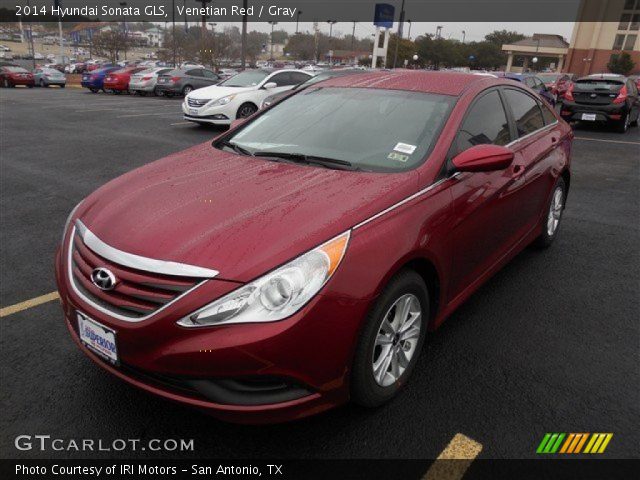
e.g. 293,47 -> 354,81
219,70 -> 270,87
538,74 -> 561,82
225,87 -> 455,172
5,66 -> 27,73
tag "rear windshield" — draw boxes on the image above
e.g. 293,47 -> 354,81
4,66 -> 27,73
226,87 -> 455,173
575,79 -> 624,91
538,74 -> 561,82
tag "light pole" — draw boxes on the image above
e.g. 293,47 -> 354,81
327,20 -> 337,65
241,0 -> 247,69
462,30 -> 466,44
119,2 -> 127,61
197,0 -> 212,65
54,0 -> 64,66
268,21 -> 278,60
172,0 -> 176,67
407,20 -> 412,40
412,53 -> 418,69
392,0 -> 405,69
436,26 -> 443,38
296,11 -> 302,34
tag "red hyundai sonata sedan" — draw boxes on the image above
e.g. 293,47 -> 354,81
55,71 -> 572,423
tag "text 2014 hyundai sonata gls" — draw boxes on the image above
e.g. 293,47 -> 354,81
55,71 -> 573,424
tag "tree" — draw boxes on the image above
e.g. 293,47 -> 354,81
271,30 -> 289,44
607,52 -> 635,75
92,30 -> 131,63
484,30 -> 526,47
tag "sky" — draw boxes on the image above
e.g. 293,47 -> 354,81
182,21 -> 576,44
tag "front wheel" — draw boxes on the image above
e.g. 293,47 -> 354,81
182,85 -> 193,96
89,88 -> 99,93
351,269 -> 429,408
236,102 -> 258,119
533,177 -> 566,248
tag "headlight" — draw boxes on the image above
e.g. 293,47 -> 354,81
177,230 -> 350,327
62,199 -> 83,244
211,94 -> 236,107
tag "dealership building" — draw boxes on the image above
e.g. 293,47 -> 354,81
564,0 -> 640,75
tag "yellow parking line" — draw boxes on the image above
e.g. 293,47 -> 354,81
423,433 -> 483,480
574,136 -> 640,146
0,291 -> 59,318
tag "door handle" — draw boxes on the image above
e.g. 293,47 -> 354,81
513,164 -> 523,175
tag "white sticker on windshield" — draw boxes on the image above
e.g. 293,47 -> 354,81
394,142 -> 417,155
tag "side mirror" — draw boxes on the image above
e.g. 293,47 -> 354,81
263,82 -> 277,90
230,118 -> 247,130
452,144 -> 514,172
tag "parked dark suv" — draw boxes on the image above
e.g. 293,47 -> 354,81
155,68 -> 221,97
560,74 -> 640,133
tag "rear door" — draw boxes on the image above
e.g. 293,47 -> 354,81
201,69 -> 220,85
502,87 -> 563,234
185,68 -> 204,88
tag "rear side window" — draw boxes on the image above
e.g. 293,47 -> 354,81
504,89 -> 545,137
186,69 -> 202,77
202,69 -> 218,79
454,90 -> 511,155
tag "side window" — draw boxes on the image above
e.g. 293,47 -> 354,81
202,69 -> 218,79
454,90 -> 511,155
534,78 -> 545,90
269,72 -> 292,87
290,72 -> 311,84
504,89 -> 546,137
538,99 -> 557,125
186,69 -> 202,77
523,77 -> 534,88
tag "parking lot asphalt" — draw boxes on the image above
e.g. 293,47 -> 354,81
1,87 -> 638,460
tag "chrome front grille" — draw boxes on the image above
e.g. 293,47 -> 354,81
187,97 -> 209,107
68,221 -> 218,321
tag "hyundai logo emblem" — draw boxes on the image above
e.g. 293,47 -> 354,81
91,267 -> 117,291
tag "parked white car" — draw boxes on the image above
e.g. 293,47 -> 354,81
182,69 -> 313,126
129,67 -> 174,96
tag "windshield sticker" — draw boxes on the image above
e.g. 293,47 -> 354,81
393,142 -> 417,155
388,152 -> 409,163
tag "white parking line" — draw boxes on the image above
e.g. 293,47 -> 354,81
574,136 -> 640,146
117,111 -> 180,118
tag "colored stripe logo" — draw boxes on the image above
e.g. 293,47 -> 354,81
537,433 -> 613,454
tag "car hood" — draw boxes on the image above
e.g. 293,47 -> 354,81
77,142 -> 419,282
189,85 -> 256,100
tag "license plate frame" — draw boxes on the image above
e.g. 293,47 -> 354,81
77,311 -> 119,365
189,108 -> 199,116
581,113 -> 597,121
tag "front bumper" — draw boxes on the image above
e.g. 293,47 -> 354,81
560,101 -> 627,122
181,101 -> 234,125
55,247 -> 369,423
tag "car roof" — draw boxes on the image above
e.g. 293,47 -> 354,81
315,70 -> 501,96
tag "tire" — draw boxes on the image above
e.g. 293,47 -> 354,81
89,88 -> 99,93
182,85 -> 193,96
27,84 -> 33,88
60,84 -> 65,88
614,112 -> 630,133
153,87 -> 162,97
533,177 -> 566,249
630,110 -> 638,127
351,269 -> 429,408
39,79 -> 45,87
236,102 -> 258,119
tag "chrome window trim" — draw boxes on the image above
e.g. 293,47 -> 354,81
67,226 -> 209,323
75,220 -> 219,278
505,120 -> 558,148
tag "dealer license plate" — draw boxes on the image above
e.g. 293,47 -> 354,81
77,312 -> 119,364
581,113 -> 596,121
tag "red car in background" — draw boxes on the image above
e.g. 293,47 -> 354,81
103,66 -> 147,93
538,73 -> 574,102
55,71 -> 573,424
0,66 -> 35,88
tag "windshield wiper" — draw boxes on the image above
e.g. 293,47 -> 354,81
253,152 -> 359,171
218,140 -> 253,156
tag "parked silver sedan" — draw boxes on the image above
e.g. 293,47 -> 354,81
33,67 -> 66,88
129,67 -> 173,96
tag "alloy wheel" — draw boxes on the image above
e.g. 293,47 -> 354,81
547,186 -> 564,236
371,294 -> 422,387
